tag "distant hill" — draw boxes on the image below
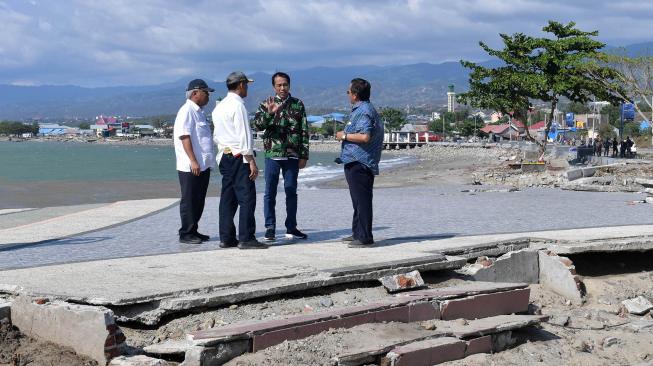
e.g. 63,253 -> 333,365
604,41 -> 653,57
0,41 -> 648,120
0,61 -> 487,120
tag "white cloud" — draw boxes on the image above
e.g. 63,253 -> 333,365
0,0 -> 649,86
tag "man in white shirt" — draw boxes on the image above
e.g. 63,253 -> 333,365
174,79 -> 216,244
212,72 -> 268,249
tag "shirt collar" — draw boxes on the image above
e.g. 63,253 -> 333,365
351,101 -> 364,112
187,99 -> 201,112
227,91 -> 245,104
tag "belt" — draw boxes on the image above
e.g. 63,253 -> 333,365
223,147 -> 241,158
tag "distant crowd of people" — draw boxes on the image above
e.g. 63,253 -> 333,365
585,136 -> 636,158
560,136 -> 637,158
172,72 -> 384,249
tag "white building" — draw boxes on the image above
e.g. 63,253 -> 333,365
447,85 -> 455,113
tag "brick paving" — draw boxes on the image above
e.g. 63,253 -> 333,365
1,185 -> 652,270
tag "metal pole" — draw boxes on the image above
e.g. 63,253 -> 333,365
619,103 -> 624,139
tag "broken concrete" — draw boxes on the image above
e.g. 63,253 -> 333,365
143,339 -> 192,356
634,178 -> 653,188
538,251 -> 584,305
539,236 -> 653,255
108,355 -> 171,366
379,270 -> 425,293
622,296 -> 653,315
566,166 -> 597,181
459,249 -> 539,284
180,341 -> 249,366
10,295 -> 125,365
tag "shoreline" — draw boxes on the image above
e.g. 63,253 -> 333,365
0,143 -> 519,209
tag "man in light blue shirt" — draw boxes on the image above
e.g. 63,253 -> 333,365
336,78 -> 384,248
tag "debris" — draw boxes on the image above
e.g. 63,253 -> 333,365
379,270 -> 425,293
622,296 -> 653,315
319,297 -> 334,308
548,315 -> 569,327
602,337 -> 619,348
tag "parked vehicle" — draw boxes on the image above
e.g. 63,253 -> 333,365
417,132 -> 442,142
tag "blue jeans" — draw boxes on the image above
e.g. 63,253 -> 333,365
263,158 -> 299,230
218,154 -> 256,243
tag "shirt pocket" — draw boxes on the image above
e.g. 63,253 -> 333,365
196,121 -> 212,145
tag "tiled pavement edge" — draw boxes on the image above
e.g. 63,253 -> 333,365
0,198 -> 179,248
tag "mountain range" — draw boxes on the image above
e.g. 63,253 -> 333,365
0,42 -> 650,120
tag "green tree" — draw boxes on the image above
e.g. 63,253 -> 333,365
602,104 -> 622,126
458,20 -> 624,156
597,123 -> 617,140
566,102 -> 590,114
429,117 -> 452,135
78,123 -> 90,130
379,107 -> 406,132
624,122 -> 641,137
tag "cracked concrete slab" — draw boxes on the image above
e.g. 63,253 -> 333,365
2,225 -> 653,325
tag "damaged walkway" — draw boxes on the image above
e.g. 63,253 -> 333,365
2,223 -> 653,326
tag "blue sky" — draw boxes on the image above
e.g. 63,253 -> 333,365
0,0 -> 650,87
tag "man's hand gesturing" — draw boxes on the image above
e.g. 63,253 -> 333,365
265,97 -> 280,115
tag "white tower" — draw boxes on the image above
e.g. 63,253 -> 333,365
447,84 -> 456,113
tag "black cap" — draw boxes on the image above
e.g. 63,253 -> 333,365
186,79 -> 215,92
226,71 -> 254,85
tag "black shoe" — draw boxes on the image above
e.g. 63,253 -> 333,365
348,239 -> 375,248
285,228 -> 308,240
341,235 -> 354,243
179,235 -> 202,245
238,239 -> 269,249
194,232 -> 210,241
219,240 -> 239,248
264,228 -> 276,241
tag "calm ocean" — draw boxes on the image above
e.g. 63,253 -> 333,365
0,141 -> 408,208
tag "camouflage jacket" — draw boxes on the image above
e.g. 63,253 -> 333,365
252,94 -> 310,159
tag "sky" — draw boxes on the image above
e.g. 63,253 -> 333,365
0,0 -> 650,87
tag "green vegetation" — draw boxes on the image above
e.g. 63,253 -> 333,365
379,107 -> 406,132
458,20 -> 624,155
0,121 -> 39,136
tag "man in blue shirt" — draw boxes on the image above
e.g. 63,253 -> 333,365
336,78 -> 384,248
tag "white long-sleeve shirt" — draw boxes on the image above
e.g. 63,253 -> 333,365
212,92 -> 254,164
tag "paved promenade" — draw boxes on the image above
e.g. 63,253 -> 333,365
1,185 -> 652,271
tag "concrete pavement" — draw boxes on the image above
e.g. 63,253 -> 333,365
0,198 -> 179,248
2,185 -> 653,324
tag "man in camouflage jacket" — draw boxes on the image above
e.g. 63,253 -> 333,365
252,72 -> 310,241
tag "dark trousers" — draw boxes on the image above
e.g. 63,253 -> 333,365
218,154 -> 256,243
178,169 -> 211,237
263,158 -> 299,230
344,161 -> 375,243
